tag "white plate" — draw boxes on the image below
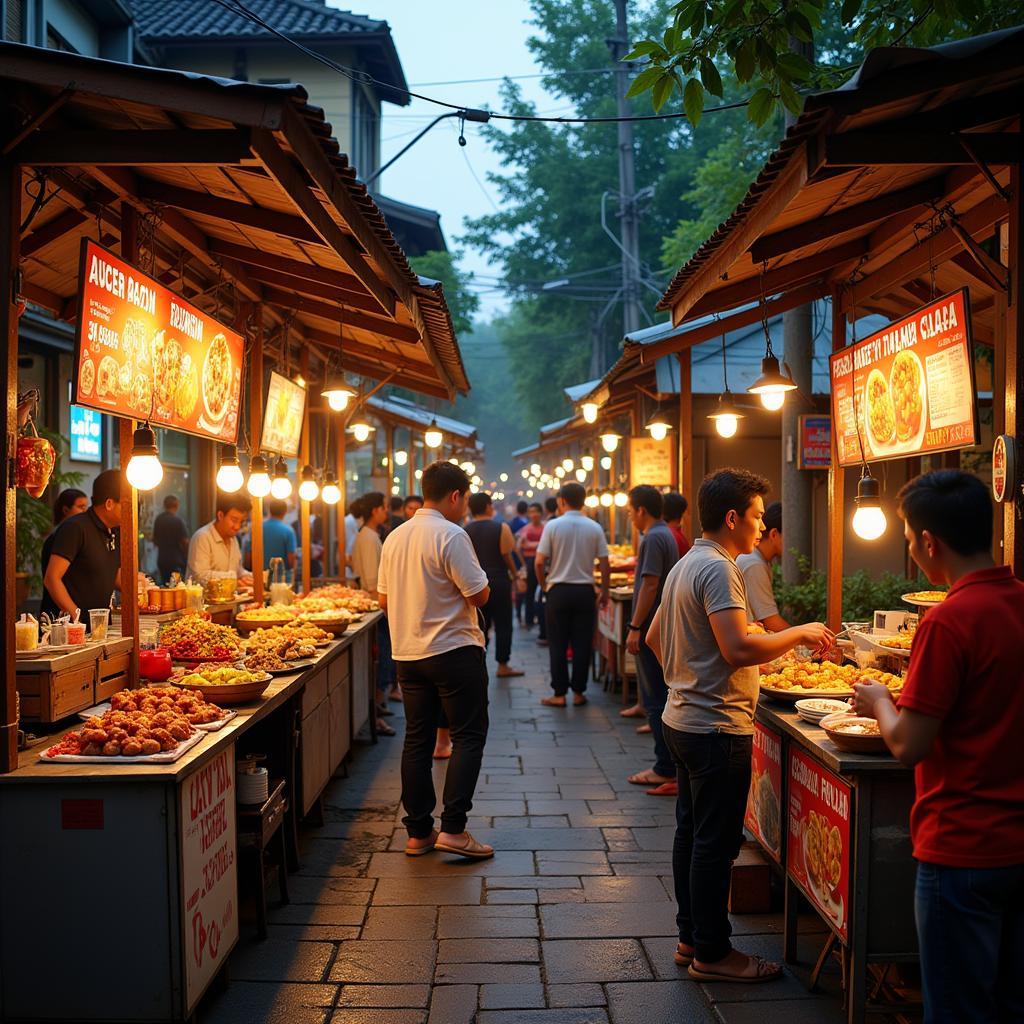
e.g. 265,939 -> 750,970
901,592 -> 946,608
40,729 -> 204,764
863,635 -> 912,659
760,685 -> 854,703
794,698 -> 852,723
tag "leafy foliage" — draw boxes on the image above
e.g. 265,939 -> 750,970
409,249 -> 481,338
627,0 -> 1019,125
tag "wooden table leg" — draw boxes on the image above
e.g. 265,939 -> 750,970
783,874 -> 800,964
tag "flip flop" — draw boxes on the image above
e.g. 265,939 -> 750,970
636,724 -> 652,734
620,705 -> 646,718
434,832 -> 494,860
496,667 -> 524,677
405,831 -> 438,857
573,695 -> 588,706
646,781 -> 679,797
541,696 -> 567,707
628,771 -> 673,786
376,720 -> 396,737
673,944 -> 694,967
688,956 -> 783,984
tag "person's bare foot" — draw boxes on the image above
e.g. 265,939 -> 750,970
627,769 -> 674,786
433,744 -> 452,759
636,723 -> 652,734
541,695 -> 566,707
688,948 -> 783,983
620,703 -> 645,718
435,830 -> 494,859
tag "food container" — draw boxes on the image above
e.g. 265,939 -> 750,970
174,587 -> 187,610
50,621 -> 67,645
66,622 -> 86,645
205,574 -> 237,603
820,713 -> 889,754
147,587 -> 163,610
15,619 -> 38,652
88,608 -> 110,640
139,647 -> 173,682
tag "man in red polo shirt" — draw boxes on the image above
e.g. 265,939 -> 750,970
853,470 -> 1024,1024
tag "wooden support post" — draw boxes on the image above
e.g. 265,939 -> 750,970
1,159 -> 20,772
677,350 -> 693,538
386,422 -> 395,499
826,290 -> 846,631
300,349 -> 311,595
1005,164 -> 1024,577
337,416 -> 347,582
629,404 -> 639,554
118,204 -> 140,686
250,321 -> 265,602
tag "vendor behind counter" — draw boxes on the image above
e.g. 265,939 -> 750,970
737,501 -> 790,631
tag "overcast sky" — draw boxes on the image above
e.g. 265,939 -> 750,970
335,0 -> 562,321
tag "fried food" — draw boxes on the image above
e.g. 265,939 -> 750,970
175,353 -> 198,420
178,666 -> 267,687
244,622 -> 331,657
202,333 -> 233,422
96,355 -> 120,397
891,350 -> 923,442
237,605 -> 297,622
866,367 -> 895,445
159,616 -> 241,661
242,650 -> 291,672
79,357 -> 95,397
110,684 -> 226,724
904,590 -> 947,603
761,662 -> 902,694
45,696 -> 199,758
879,633 -> 914,651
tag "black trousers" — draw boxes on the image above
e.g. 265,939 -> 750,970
545,583 -> 597,695
524,557 -> 540,627
397,645 -> 489,838
481,574 -> 513,664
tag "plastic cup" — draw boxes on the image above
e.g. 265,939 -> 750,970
89,608 -> 110,641
66,622 -> 87,645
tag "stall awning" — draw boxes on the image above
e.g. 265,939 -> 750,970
563,379 -> 602,404
655,26 -> 1022,352
4,41 -> 468,400
365,394 -> 477,443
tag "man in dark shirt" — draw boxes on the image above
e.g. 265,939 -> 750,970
41,469 -> 123,627
152,495 -> 189,583
384,495 -> 405,537
626,485 -> 680,795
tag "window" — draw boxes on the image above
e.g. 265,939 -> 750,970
351,84 -> 379,180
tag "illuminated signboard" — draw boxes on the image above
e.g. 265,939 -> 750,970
69,406 -> 103,463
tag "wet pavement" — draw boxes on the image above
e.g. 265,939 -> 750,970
200,623 -> 850,1024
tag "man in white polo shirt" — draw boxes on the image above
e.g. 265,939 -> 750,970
378,461 -> 494,860
535,481 -> 610,707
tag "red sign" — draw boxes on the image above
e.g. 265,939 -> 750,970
798,415 -> 831,470
74,239 -> 244,443
786,747 -> 851,942
745,722 -> 782,862
829,289 -> 978,467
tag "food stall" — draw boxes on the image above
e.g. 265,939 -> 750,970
0,43 -> 468,1022
651,28 -> 1022,1023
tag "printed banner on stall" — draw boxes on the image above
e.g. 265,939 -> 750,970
798,415 -> 831,470
180,748 -> 238,1010
74,239 -> 243,443
786,747 -> 851,942
745,722 -> 783,862
629,435 -> 675,488
829,289 -> 978,467
260,370 -> 307,457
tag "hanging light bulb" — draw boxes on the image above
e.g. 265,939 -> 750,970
125,424 -> 163,491
247,454 -> 271,497
414,468 -> 423,480
600,433 -> 621,453
562,457 -> 574,471
600,455 -> 612,471
852,468 -> 887,540
760,390 -> 786,411
321,377 -> 356,412
528,476 -> 537,487
298,465 -> 320,502
321,472 -> 341,505
270,457 -> 292,500
530,463 -> 542,476
215,446 -> 244,493
707,392 -> 746,439
555,466 -> 566,479
585,492 -> 600,509
748,354 -> 797,409
349,420 -> 374,444
461,461 -> 476,475
499,472 -> 508,482
526,488 -> 534,497
449,456 -> 459,465
394,449 -> 409,466
599,490 -> 613,508
580,454 -> 594,472
521,468 -> 529,479
582,402 -> 598,424
645,409 -> 672,442
424,419 -> 443,449
614,490 -> 628,507
575,468 -> 587,482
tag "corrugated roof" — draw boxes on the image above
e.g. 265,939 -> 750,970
563,379 -> 602,404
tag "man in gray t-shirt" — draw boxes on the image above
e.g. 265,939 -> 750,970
646,469 -> 831,984
736,500 -> 790,632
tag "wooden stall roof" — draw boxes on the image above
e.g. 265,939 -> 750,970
365,393 -> 478,443
3,41 -> 469,400
652,26 -> 1022,358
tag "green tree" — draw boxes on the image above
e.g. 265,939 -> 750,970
627,0 -> 1019,125
409,249 -> 480,337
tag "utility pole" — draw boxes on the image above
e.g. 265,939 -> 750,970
781,36 -> 815,584
608,0 -> 643,340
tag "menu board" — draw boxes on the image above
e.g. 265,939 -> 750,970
745,722 -> 782,862
180,748 -> 238,1010
74,239 -> 243,443
786,747 -> 851,942
629,436 -> 675,487
260,370 -> 307,457
798,415 -> 831,470
69,405 -> 103,463
829,289 -> 977,467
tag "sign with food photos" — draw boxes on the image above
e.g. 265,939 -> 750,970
260,370 -> 307,457
829,289 -> 978,467
798,415 -> 831,470
629,435 -> 675,487
786,747 -> 851,943
745,722 -> 782,863
74,239 -> 243,443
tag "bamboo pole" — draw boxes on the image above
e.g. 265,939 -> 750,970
249,319 -> 265,602
337,416 -> 347,582
677,350 -> 693,538
299,349 -> 311,595
826,289 -> 846,631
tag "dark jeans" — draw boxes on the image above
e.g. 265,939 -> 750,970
545,583 -> 596,695
915,860 -> 1024,1024
663,726 -> 753,963
635,637 -> 673,778
524,557 -> 539,626
481,574 -> 513,664
376,618 -> 395,693
397,645 -> 489,838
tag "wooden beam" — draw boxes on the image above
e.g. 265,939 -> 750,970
687,237 -> 867,320
250,316 -> 265,603
642,282 -> 829,363
264,289 -> 420,344
839,193 -> 1007,310
826,288 -> 845,632
249,130 -> 396,318
2,86 -> 74,156
206,238 -> 365,293
13,129 -> 256,167
669,144 -> 809,323
239,264 -> 384,315
750,178 -> 945,263
20,208 -> 86,255
817,132 -> 1020,170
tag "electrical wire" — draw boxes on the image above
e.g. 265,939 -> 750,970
209,0 -> 751,124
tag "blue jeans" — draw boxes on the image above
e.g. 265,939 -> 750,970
635,638 -> 673,778
663,726 -> 753,963
377,618 -> 396,692
915,861 -> 1024,1024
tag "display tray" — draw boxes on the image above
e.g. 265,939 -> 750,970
77,703 -> 237,732
864,634 -> 913,659
901,592 -> 946,607
40,729 -> 204,764
235,615 -> 296,633
171,674 -> 273,704
760,684 -> 854,703
247,659 -> 314,676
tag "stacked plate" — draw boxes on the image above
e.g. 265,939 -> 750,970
794,698 -> 853,725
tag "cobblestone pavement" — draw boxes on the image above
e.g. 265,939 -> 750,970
200,624 -> 849,1024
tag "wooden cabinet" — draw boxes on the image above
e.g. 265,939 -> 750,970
350,627 -> 371,739
300,685 -> 331,817
328,648 -> 351,772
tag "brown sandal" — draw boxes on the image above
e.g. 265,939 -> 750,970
541,696 -> 566,707
673,944 -> 694,967
434,831 -> 494,860
405,830 -> 438,856
688,955 -> 783,984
